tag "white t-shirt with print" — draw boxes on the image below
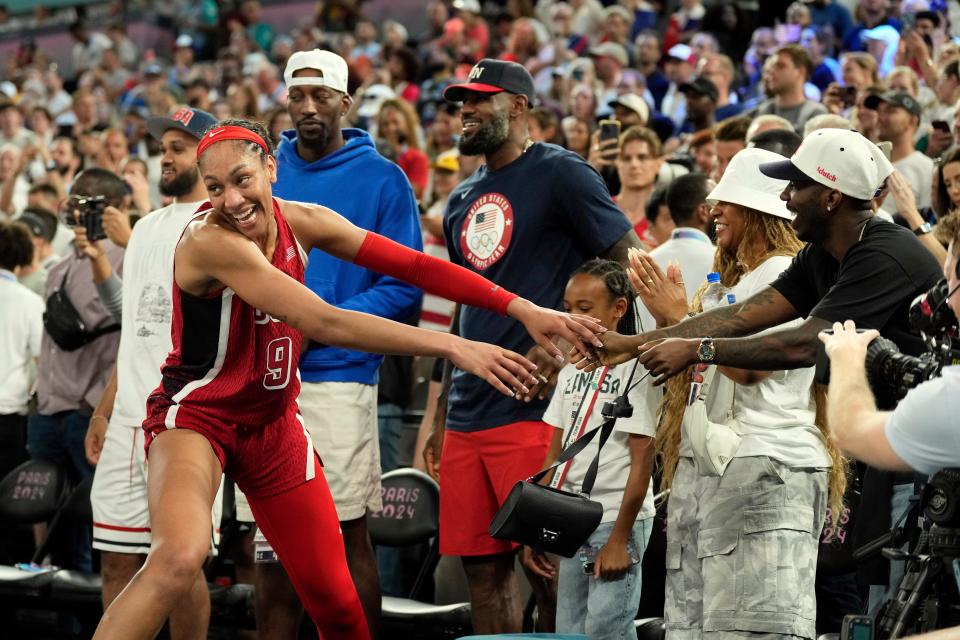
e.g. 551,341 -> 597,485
542,362 -> 656,523
704,255 -> 830,468
112,201 -> 204,428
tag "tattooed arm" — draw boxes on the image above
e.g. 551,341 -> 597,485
586,286 -> 801,368
638,315 -> 832,385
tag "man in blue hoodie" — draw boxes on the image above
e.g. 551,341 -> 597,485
249,49 -> 422,638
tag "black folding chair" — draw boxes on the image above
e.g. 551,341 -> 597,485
369,468 -> 471,639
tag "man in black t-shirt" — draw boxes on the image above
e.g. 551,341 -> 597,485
598,129 -> 939,402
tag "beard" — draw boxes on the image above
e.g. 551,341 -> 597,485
160,164 -> 200,197
295,120 -> 333,155
458,112 -> 510,156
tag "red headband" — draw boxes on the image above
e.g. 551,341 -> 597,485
196,125 -> 270,159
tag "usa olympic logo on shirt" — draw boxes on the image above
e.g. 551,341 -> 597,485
460,192 -> 514,270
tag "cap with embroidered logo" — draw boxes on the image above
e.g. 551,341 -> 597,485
443,59 -> 536,104
146,107 -> 217,142
283,49 -> 349,93
759,128 -> 894,200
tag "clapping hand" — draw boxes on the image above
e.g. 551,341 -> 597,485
627,247 -> 688,328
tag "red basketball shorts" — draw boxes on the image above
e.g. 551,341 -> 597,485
143,398 -> 319,499
439,420 -> 553,556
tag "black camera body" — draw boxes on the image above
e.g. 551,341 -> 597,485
816,279 -> 960,400
60,195 -> 108,242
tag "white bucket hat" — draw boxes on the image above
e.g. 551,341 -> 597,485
707,147 -> 793,220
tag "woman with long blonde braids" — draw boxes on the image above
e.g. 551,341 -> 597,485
631,147 -> 846,640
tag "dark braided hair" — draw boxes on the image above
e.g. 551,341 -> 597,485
212,118 -> 275,163
571,258 -> 638,336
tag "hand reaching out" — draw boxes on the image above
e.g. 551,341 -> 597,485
447,336 -> 540,398
637,337 -> 700,385
507,298 -> 606,362
570,329 -> 644,371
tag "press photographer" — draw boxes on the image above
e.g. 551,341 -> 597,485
819,215 -> 960,476
26,167 -> 126,572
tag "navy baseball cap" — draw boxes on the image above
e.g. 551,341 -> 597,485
146,106 -> 217,142
443,59 -> 536,105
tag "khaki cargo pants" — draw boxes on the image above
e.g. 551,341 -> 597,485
665,456 -> 827,640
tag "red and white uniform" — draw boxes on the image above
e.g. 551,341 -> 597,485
143,199 -> 314,498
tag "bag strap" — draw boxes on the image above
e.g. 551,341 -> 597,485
550,367 -> 610,489
533,359 -> 643,497
531,416 -> 615,492
86,323 -> 121,340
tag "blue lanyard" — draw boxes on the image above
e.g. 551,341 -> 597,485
0,269 -> 17,282
671,228 -> 711,243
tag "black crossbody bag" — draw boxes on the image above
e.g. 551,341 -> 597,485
488,360 -> 643,558
43,263 -> 120,352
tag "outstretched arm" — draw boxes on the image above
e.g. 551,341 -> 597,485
183,229 -> 540,398
580,286 -> 801,369
283,200 -> 606,361
637,315 -> 830,385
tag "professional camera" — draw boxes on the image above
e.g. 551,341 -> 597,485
872,468 -> 960,637
816,280 -> 960,400
863,281 -> 960,400
59,195 -> 108,242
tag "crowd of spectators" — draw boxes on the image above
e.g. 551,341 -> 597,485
2,0 -> 960,637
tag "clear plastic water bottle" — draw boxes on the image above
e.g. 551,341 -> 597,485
701,272 -> 728,311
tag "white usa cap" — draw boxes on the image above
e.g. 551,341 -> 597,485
283,49 -> 348,93
759,128 -> 894,201
707,148 -> 793,220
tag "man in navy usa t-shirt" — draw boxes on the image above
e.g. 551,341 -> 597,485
427,59 -> 638,633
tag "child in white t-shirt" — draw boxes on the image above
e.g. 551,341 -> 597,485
522,258 -> 656,640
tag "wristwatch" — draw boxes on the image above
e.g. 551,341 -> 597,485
914,221 -> 933,236
696,337 -> 717,363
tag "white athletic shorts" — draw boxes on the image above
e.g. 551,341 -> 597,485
235,381 -> 382,523
91,422 -> 224,555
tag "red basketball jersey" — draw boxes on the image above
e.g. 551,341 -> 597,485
146,199 -> 306,430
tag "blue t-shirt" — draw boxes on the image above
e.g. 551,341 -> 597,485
443,142 -> 631,432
